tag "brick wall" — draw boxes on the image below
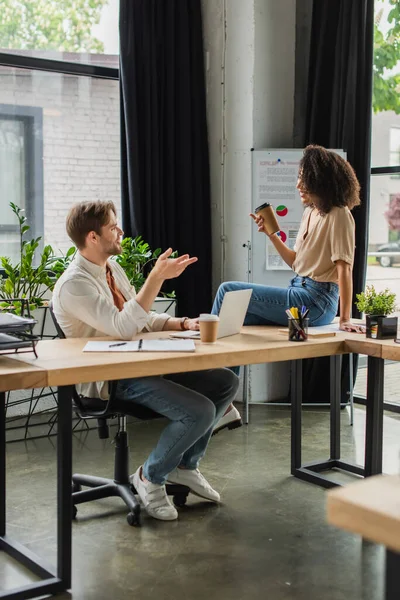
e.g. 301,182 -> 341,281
0,67 -> 121,257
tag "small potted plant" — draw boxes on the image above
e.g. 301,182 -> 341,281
355,285 -> 398,339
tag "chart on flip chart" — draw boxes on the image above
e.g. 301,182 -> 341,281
251,149 -> 346,274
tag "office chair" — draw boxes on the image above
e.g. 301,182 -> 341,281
49,304 -> 189,526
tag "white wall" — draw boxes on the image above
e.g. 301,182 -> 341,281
202,0 -> 297,401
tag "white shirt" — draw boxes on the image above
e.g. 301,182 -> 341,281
52,252 -> 171,400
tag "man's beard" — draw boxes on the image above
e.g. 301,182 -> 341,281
105,241 -> 122,256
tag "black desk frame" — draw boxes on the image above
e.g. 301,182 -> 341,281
0,386 -> 73,600
291,355 -> 385,488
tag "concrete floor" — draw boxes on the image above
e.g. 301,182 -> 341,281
2,403 -> 400,600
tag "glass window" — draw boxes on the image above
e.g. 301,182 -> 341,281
0,118 -> 26,221
0,104 -> 43,263
0,0 -> 119,68
371,0 -> 400,168
365,1 -> 400,408
0,67 -> 121,265
390,127 -> 400,171
366,174 -> 400,406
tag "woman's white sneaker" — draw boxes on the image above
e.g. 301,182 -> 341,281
131,467 -> 178,521
212,404 -> 242,435
167,468 -> 220,503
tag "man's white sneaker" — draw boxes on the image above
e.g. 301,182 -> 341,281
212,404 -> 242,435
167,468 -> 220,503
131,467 -> 178,521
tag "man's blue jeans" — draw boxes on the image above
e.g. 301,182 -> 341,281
115,369 -> 239,484
211,276 -> 339,374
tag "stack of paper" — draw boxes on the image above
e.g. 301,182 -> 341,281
0,312 -> 37,332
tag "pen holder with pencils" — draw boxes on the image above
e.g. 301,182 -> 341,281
288,317 -> 309,342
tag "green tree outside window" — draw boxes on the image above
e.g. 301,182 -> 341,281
0,0 -> 107,53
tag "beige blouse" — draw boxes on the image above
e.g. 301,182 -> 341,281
292,206 -> 355,283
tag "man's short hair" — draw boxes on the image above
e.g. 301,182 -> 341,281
66,201 -> 117,249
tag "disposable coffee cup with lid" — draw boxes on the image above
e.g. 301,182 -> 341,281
199,314 -> 219,343
254,202 -> 280,235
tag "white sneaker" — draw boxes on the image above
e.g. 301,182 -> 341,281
212,404 -> 242,435
131,467 -> 178,521
167,468 -> 220,503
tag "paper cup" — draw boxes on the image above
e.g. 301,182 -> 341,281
199,314 -> 219,343
254,203 -> 280,235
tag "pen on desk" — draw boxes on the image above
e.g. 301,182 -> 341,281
138,339 -> 143,351
109,342 -> 127,348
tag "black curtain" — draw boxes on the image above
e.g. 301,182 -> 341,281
301,0 -> 374,402
119,0 -> 212,317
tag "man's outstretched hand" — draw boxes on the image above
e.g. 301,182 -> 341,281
152,248 -> 198,281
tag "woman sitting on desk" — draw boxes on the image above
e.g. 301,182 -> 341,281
212,144 -> 364,365
212,145 -> 364,433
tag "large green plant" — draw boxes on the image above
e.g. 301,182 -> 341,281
114,236 -> 175,298
355,285 -> 397,316
0,203 -> 76,313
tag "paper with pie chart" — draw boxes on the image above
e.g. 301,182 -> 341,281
266,206 -> 299,269
252,150 -> 305,270
252,148 -> 346,272
265,224 -> 299,270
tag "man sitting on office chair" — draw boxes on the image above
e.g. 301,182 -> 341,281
52,201 -> 239,521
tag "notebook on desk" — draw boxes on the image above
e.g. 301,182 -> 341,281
278,328 -> 336,338
83,339 -> 196,352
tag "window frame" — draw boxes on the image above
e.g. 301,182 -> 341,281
0,104 -> 44,243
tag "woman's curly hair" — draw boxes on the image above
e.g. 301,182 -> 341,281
298,145 -> 361,214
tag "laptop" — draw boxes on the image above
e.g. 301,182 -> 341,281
171,289 -> 253,340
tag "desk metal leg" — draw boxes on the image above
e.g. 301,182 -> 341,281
243,365 -> 249,425
348,353 -> 354,427
386,549 -> 400,600
291,360 -> 302,474
365,356 -> 384,477
291,355 -> 365,489
0,386 -> 73,599
330,355 -> 341,461
1,392 -> 5,538
57,385 -> 73,588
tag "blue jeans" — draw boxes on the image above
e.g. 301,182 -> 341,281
211,276 -> 339,374
115,369 -> 239,485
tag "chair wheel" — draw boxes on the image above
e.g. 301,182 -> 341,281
72,482 -> 81,493
173,494 -> 188,508
72,505 -> 77,519
127,511 -> 141,527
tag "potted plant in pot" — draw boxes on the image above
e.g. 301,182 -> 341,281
0,202 -> 76,329
355,285 -> 398,339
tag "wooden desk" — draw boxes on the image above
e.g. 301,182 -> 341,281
12,326 -> 348,385
377,338 -> 400,362
9,327 -> 385,490
0,327 -> 385,599
0,356 -> 46,392
327,475 -> 400,599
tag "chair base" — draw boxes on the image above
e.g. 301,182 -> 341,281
71,430 -> 190,526
72,475 -> 189,525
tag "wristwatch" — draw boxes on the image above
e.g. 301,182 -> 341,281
180,317 -> 189,331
